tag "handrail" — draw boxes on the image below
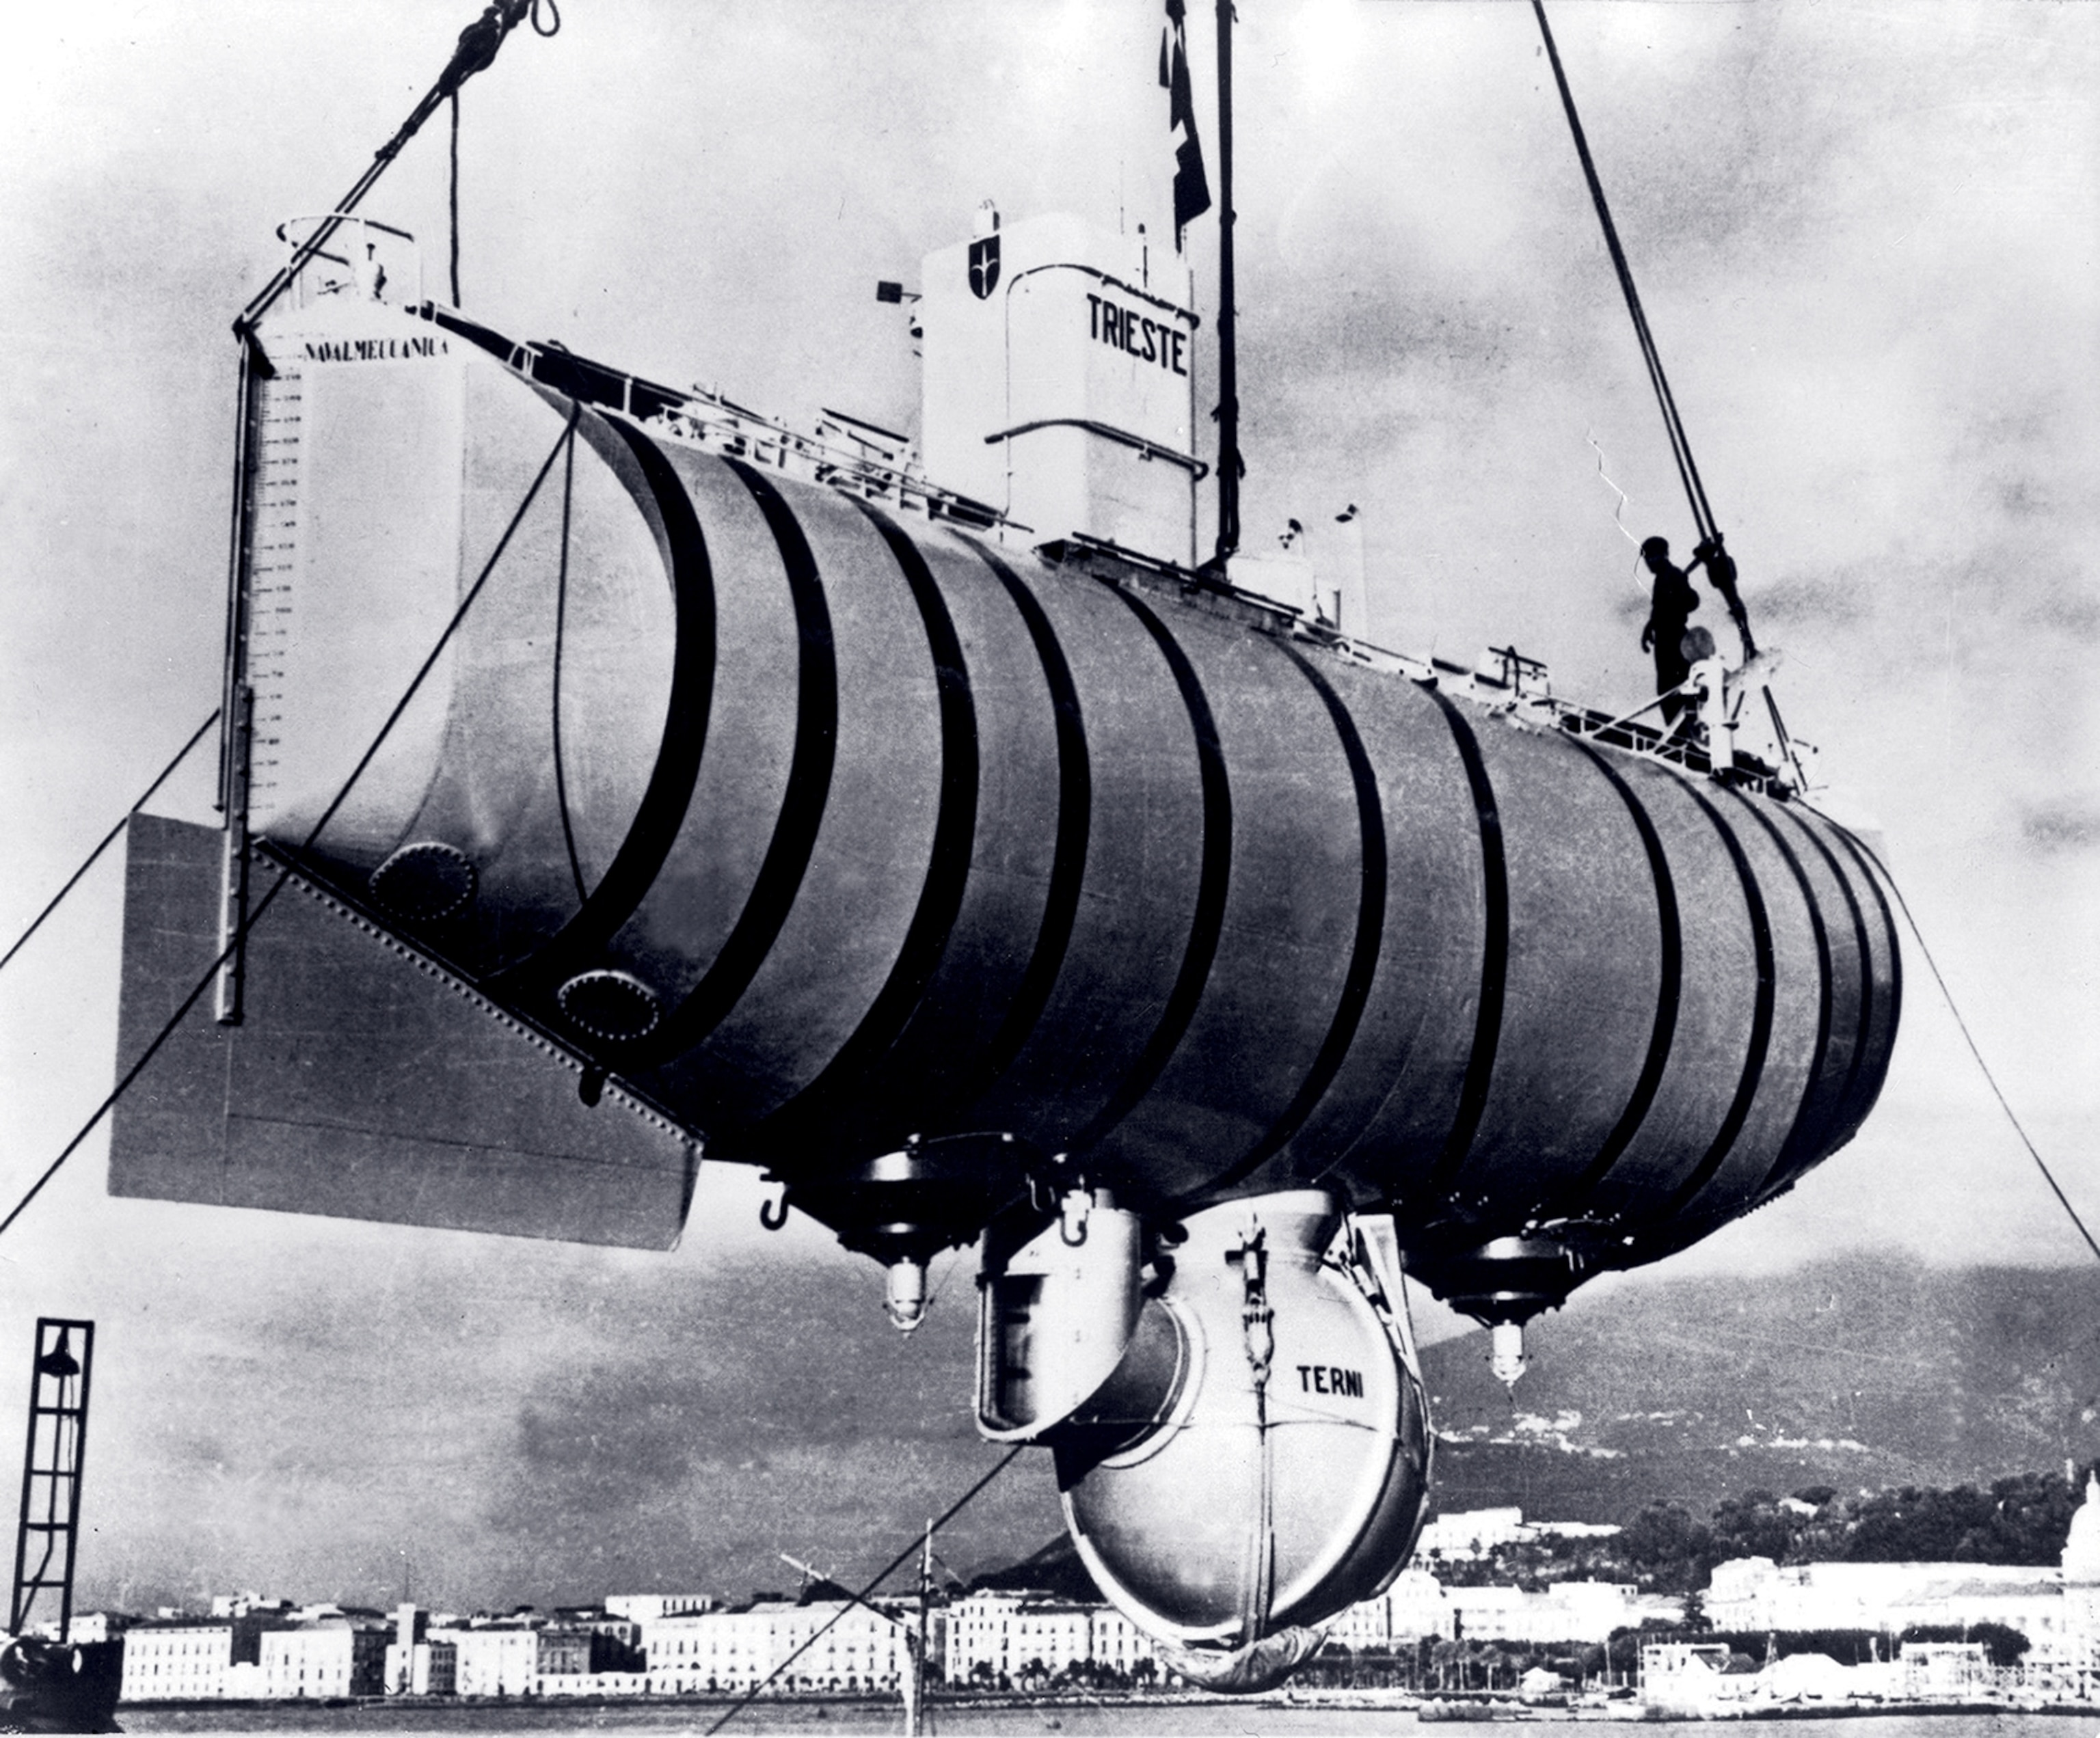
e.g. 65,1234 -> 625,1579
411,302 -> 1008,529
983,418 -> 1208,478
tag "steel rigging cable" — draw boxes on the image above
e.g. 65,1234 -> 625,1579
550,426 -> 589,904
448,0 -> 561,308
0,709 -> 219,981
450,94 -> 463,306
1529,0 -> 1717,552
1817,814 -> 2100,1268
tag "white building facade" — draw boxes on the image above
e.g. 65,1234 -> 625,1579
643,1599 -> 915,1694
1414,1506 -> 1624,1566
1088,1606 -> 1158,1679
1321,1594 -> 1392,1651
257,1622 -> 388,1700
1451,1579 -> 1663,1645
606,1593 -> 716,1622
430,1623 -> 540,1696
383,1638 -> 458,1695
944,1593 -> 1095,1684
118,1622 -> 232,1703
1706,1558 -> 2070,1653
1387,1566 -> 1457,1641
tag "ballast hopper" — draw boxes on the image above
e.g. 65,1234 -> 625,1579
106,10 -> 1898,1687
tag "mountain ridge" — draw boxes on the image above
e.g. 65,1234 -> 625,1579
1418,1252 -> 2100,1525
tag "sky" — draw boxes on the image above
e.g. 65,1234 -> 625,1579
0,0 -> 2095,1616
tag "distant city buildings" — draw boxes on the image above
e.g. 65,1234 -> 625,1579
1414,1506 -> 1622,1564
1446,1578 -> 1680,1645
1642,1638 -> 2023,1716
1704,1471 -> 2100,1689
429,1620 -> 539,1697
96,1515 -> 1680,1709
946,1592 -> 1088,1683
120,1606 -> 392,1704
256,1619 -> 388,1700
1706,1558 -> 2070,1642
1660,1474 -> 2100,1713
79,1478 -> 2100,1709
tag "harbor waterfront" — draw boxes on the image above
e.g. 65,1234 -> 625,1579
66,1474 -> 2100,1726
109,1701 -> 2100,1735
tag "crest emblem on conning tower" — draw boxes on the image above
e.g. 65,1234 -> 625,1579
967,234 -> 1000,299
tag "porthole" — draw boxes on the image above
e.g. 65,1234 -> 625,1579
368,841 -> 477,923
558,969 -> 663,1042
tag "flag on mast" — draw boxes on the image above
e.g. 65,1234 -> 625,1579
1159,0 -> 1213,248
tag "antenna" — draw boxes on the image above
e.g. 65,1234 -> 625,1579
1209,0 -> 1240,575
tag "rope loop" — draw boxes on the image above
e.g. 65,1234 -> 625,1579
1233,1221 -> 1277,1645
438,1 -> 531,101
1236,1224 -> 1274,1389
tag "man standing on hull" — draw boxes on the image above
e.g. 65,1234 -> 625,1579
1639,534 -> 1703,726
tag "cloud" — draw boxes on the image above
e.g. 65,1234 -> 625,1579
2028,583 -> 2100,646
1753,571 -> 1874,629
2021,799 -> 2100,855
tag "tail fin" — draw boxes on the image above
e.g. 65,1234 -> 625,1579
109,815 -> 697,1249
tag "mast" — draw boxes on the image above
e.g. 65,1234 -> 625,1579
906,1519 -> 932,1737
214,342 -> 262,1027
1209,0 -> 1239,575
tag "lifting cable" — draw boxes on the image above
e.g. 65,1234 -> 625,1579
239,0 -> 557,335
702,1443 -> 1026,1735
0,709 -> 221,981
1531,2 -> 1814,785
1530,0 -> 1716,551
0,406 -> 582,1245
1821,815 -> 2100,1268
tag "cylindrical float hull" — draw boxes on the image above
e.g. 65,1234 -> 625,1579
255,337 -> 1898,1293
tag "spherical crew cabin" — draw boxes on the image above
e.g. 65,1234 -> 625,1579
113,191 -> 1896,1675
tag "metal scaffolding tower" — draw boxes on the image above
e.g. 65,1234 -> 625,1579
9,1319 -> 94,1640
